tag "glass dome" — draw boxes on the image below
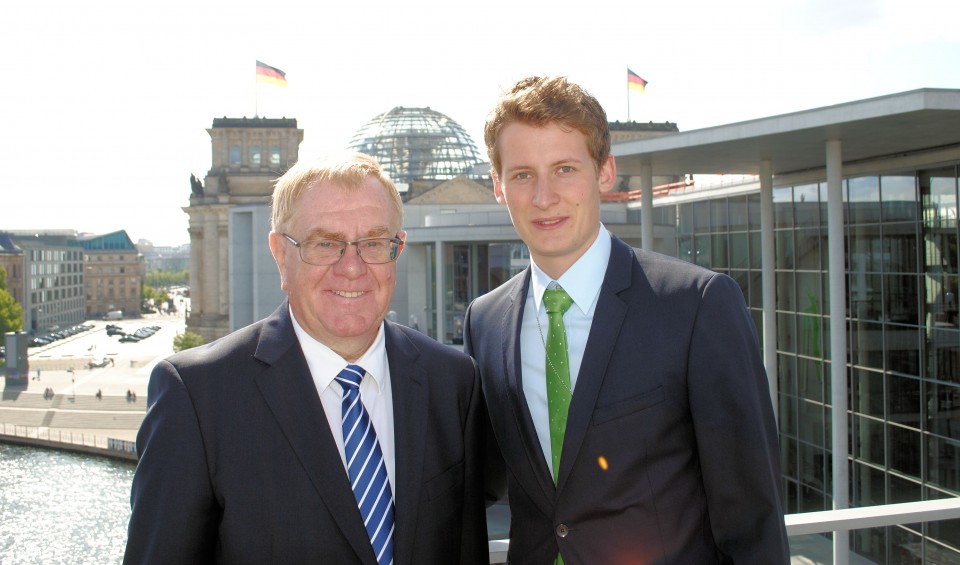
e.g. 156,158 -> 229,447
348,107 -> 485,184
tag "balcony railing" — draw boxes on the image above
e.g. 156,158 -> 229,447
487,497 -> 960,564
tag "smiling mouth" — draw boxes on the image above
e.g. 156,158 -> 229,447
334,290 -> 365,298
535,218 -> 563,226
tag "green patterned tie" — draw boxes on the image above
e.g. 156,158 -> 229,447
542,287 -> 574,485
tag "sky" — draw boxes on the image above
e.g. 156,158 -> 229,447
2,0 -> 958,247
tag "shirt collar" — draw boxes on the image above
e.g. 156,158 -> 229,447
531,224 -> 611,314
289,307 -> 389,394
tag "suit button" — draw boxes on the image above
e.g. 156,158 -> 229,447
556,524 -> 569,537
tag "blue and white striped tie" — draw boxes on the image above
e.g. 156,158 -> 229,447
336,364 -> 395,565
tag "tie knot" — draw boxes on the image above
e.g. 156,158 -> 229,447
543,287 -> 574,315
335,364 -> 366,390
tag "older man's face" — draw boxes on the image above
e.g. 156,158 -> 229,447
270,176 -> 403,360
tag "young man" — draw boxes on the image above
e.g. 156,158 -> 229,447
464,76 -> 789,563
126,153 -> 488,564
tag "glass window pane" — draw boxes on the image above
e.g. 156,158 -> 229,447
777,271 -> 795,311
779,353 -> 798,396
921,166 -> 958,229
794,228 -> 822,271
729,196 -> 749,231
850,321 -> 884,370
730,232 -> 749,269
774,186 -> 793,228
886,325 -> 920,376
847,176 -> 881,224
925,327 -> 959,382
711,233 -> 728,269
854,416 -> 885,466
747,192 -> 761,229
888,374 -> 921,429
794,184 -> 820,227
885,274 -> 919,324
927,434 -> 960,493
881,175 -> 918,222
778,313 -> 797,352
883,222 -> 918,273
710,199 -> 728,231
798,356 -> 824,402
854,369 -> 884,417
694,235 -> 711,267
797,314 -> 823,358
693,201 -> 710,234
776,229 -> 795,270
678,203 -> 693,234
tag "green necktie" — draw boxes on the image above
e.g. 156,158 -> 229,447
542,287 -> 574,484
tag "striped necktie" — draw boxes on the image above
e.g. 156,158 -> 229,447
336,364 -> 395,565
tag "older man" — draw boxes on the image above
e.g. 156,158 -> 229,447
125,152 -> 488,564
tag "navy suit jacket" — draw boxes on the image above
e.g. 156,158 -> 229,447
125,302 -> 488,564
464,235 -> 789,564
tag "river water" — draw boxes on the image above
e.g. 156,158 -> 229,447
0,443 -> 512,564
0,443 -> 134,564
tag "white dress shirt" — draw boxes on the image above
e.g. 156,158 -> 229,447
521,225 -> 611,476
290,310 -> 396,490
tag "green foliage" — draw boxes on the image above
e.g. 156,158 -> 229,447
145,268 -> 188,288
172,330 -> 205,353
0,267 -> 22,334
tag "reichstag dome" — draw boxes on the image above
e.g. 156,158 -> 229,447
347,106 -> 487,184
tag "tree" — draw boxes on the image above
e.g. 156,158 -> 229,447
173,330 -> 205,352
0,267 -> 23,334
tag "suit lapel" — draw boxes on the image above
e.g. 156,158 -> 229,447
557,237 -> 633,488
252,303 -> 377,564
384,322 -> 426,565
500,270 -> 559,510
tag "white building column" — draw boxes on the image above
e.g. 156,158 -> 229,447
826,138 -> 850,564
759,160 -> 778,420
640,163 -> 654,251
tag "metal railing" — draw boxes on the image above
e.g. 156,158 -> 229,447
487,497 -> 960,564
0,423 -> 137,460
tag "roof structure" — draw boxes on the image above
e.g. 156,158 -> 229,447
613,89 -> 960,176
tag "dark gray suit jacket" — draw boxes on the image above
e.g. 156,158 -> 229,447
125,302 -> 488,564
464,235 -> 789,564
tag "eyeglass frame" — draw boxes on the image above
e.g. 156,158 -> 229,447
280,233 -> 404,266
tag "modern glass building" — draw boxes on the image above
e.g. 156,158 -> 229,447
614,89 -> 960,563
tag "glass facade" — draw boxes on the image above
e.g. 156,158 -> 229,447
348,107 -> 485,184
673,165 -> 960,562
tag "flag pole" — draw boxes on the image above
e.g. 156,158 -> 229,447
627,76 -> 631,122
254,63 -> 259,118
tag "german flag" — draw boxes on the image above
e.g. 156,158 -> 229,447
256,61 -> 287,87
627,68 -> 647,93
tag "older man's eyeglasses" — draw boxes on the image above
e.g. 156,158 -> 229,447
282,233 -> 403,266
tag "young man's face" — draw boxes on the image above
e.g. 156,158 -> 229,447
269,176 -> 404,360
493,121 -> 616,279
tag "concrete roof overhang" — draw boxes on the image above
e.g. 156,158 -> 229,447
613,88 -> 960,177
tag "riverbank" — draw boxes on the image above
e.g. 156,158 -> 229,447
0,423 -> 137,462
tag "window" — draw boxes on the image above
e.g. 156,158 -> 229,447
230,146 -> 241,165
250,145 -> 261,166
270,145 -> 281,165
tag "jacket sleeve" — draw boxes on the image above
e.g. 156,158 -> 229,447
124,360 -> 219,565
463,301 -> 508,507
687,273 -> 791,563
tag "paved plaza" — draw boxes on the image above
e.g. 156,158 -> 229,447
1,314 -> 186,442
